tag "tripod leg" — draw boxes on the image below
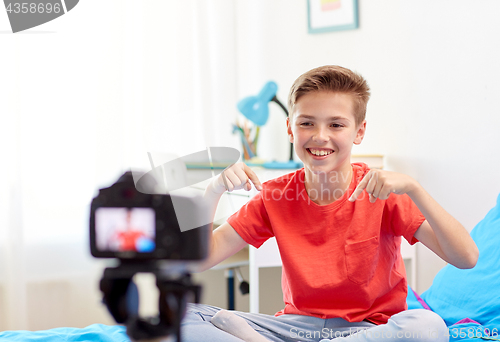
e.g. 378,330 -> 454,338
211,310 -> 270,342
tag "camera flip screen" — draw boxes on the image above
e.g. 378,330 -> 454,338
95,207 -> 156,253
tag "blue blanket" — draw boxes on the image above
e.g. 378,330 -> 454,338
0,324 -> 129,342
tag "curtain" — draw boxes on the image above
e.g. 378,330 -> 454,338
0,0 -> 239,330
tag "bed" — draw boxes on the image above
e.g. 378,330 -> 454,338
406,193 -> 500,342
1,193 -> 500,342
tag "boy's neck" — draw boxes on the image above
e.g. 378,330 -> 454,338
304,163 -> 353,206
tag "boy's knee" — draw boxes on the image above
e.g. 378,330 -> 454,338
393,309 -> 449,342
416,310 -> 448,342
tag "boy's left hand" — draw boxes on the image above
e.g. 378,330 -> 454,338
348,170 -> 419,203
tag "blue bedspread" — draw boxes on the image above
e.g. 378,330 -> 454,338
0,324 -> 129,342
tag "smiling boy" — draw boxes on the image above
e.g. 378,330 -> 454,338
181,65 -> 478,342
289,90 -> 362,205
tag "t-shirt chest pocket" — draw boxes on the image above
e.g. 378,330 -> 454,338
344,236 -> 380,285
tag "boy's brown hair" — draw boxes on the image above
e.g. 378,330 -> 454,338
287,65 -> 370,126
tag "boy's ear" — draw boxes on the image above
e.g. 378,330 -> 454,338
353,120 -> 366,145
286,117 -> 293,143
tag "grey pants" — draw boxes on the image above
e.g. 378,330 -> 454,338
180,304 -> 449,342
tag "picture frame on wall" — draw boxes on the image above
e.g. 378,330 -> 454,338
307,0 -> 359,34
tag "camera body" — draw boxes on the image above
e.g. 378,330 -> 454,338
89,171 -> 209,261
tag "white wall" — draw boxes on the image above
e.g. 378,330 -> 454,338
235,0 -> 500,292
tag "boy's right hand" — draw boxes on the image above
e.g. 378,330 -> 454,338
209,162 -> 263,195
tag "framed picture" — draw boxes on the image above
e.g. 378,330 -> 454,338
307,0 -> 359,34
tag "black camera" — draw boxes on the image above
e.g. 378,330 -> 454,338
90,171 -> 210,342
90,171 -> 209,261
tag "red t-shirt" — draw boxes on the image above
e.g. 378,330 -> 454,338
227,163 -> 425,325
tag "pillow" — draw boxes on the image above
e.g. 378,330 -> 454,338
406,284 -> 427,310
420,193 -> 500,328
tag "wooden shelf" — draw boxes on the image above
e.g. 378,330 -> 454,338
351,154 -> 384,169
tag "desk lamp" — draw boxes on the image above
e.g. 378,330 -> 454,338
237,81 -> 302,169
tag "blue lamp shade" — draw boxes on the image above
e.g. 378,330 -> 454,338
237,81 -> 278,126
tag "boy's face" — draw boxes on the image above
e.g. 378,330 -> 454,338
287,91 -> 366,175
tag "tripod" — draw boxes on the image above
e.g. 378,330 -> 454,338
99,261 -> 201,342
